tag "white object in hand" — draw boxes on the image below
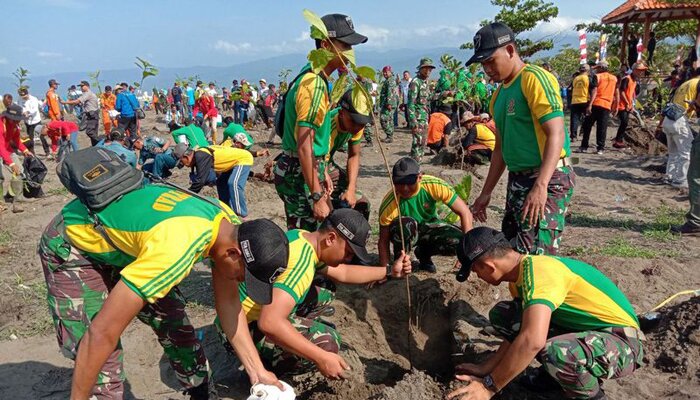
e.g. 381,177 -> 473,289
246,381 -> 296,400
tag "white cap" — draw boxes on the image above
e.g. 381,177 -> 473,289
259,78 -> 267,84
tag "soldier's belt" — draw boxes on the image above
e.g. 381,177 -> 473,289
509,157 -> 572,176
604,326 -> 647,341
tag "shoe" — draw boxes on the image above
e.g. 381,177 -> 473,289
183,381 -> 219,400
320,306 -> 336,317
575,147 -> 588,154
518,366 -> 561,393
612,140 -> 626,149
383,137 -> 393,143
671,223 -> 700,236
670,181 -> 689,189
596,150 -> 604,155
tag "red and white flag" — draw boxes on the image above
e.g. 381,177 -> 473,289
579,30 -> 587,65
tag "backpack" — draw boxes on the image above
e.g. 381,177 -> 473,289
57,146 -> 143,211
274,69 -> 311,139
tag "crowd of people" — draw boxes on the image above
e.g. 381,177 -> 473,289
0,10 -> 698,400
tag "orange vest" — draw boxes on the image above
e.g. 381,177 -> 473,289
592,72 -> 617,110
617,76 -> 637,111
427,112 -> 452,144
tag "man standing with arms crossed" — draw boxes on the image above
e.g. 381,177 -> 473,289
469,23 -> 576,256
379,66 -> 399,143
274,13 -> 367,231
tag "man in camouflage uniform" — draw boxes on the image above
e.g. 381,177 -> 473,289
468,23 -> 575,255
450,227 -> 644,400
38,184 -> 288,400
407,58 -> 435,161
216,210 -> 412,378
379,65 -> 399,143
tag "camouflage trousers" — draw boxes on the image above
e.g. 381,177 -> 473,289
489,301 -> 644,399
217,277 -> 340,371
363,122 -> 374,144
327,161 -> 370,220
38,215 -> 209,399
389,216 -> 462,262
410,122 -> 428,161
380,109 -> 394,139
503,166 -> 575,255
273,153 -> 327,231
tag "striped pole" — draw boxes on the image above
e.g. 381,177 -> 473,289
579,30 -> 587,65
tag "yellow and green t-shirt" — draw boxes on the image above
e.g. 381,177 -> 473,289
239,229 -> 322,322
672,77 -> 699,117
282,63 -> 332,158
327,108 -> 364,161
490,64 -> 571,172
509,255 -> 640,331
475,123 -> 496,151
207,145 -> 254,172
378,175 -> 458,226
62,185 -> 238,303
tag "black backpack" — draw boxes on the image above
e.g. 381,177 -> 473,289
23,156 -> 47,199
274,69 -> 311,139
57,146 -> 143,211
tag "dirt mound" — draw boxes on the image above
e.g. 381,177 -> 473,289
372,370 -> 444,400
644,296 -> 700,378
624,117 -> 667,156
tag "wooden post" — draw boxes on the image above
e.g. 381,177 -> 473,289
642,15 -> 652,61
621,22 -> 629,67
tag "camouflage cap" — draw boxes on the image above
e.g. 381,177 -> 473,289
417,58 -> 436,70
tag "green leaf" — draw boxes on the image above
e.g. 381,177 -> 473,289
330,73 -> 348,105
353,66 -> 376,82
310,26 -> 326,40
307,48 -> 335,74
303,9 -> 328,38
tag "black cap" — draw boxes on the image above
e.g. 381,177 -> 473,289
392,157 -> 420,185
456,227 -> 511,282
79,80 -> 90,87
321,14 -> 368,46
465,22 -> 515,66
1,104 -> 24,121
109,128 -> 125,141
326,208 -> 372,264
239,219 -> 290,305
48,79 -> 59,86
339,89 -> 372,125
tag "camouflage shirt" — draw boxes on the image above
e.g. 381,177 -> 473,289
407,76 -> 431,127
379,74 -> 399,110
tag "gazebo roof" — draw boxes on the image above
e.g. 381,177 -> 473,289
602,0 -> 700,24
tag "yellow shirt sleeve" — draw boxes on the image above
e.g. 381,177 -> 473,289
350,128 -> 364,145
422,176 -> 458,206
521,67 -> 564,124
378,191 -> 399,226
295,73 -> 329,130
120,215 -> 224,303
274,238 -> 318,303
519,256 -> 570,311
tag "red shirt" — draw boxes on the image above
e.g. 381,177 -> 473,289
47,120 -> 79,137
0,117 -> 27,165
198,96 -> 218,118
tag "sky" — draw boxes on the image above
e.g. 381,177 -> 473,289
0,0 -> 617,77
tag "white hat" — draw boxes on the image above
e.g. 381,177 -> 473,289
259,78 -> 267,84
479,113 -> 490,120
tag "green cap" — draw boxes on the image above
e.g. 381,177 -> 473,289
417,57 -> 436,70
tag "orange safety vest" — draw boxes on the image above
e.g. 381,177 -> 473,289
592,72 -> 617,110
427,112 -> 451,144
617,75 -> 637,111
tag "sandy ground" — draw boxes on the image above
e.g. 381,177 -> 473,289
0,110 -> 699,400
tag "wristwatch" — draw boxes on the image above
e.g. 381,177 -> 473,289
483,374 -> 499,393
309,192 -> 324,202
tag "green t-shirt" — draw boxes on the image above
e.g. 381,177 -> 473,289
378,175 -> 458,226
490,64 -> 571,172
511,255 -> 640,331
282,63 -> 332,157
222,123 -> 254,149
172,124 -> 210,148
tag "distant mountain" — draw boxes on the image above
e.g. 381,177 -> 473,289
0,42 -> 575,96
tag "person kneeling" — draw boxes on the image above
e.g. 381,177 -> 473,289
216,209 -> 411,380
448,227 -> 644,400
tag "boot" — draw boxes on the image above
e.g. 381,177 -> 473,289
183,380 -> 219,400
671,223 -> 700,237
414,246 -> 436,273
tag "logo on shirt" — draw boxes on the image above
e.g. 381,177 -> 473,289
241,239 -> 255,264
507,98 -> 515,115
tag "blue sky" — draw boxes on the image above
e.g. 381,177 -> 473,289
0,0 -> 616,76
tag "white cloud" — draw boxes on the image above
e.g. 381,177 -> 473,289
413,25 -> 469,38
295,30 -> 310,43
37,51 -> 63,58
357,24 -> 391,47
0,58 -> 8,65
531,16 -> 596,36
213,40 -> 253,54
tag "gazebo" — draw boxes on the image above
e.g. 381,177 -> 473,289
601,0 -> 700,65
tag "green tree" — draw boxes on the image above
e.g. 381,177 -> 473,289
539,45 -> 579,86
460,0 -> 559,58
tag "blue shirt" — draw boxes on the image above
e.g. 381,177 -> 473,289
97,140 -> 138,167
115,92 -> 139,118
172,86 -> 183,104
186,87 -> 195,106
